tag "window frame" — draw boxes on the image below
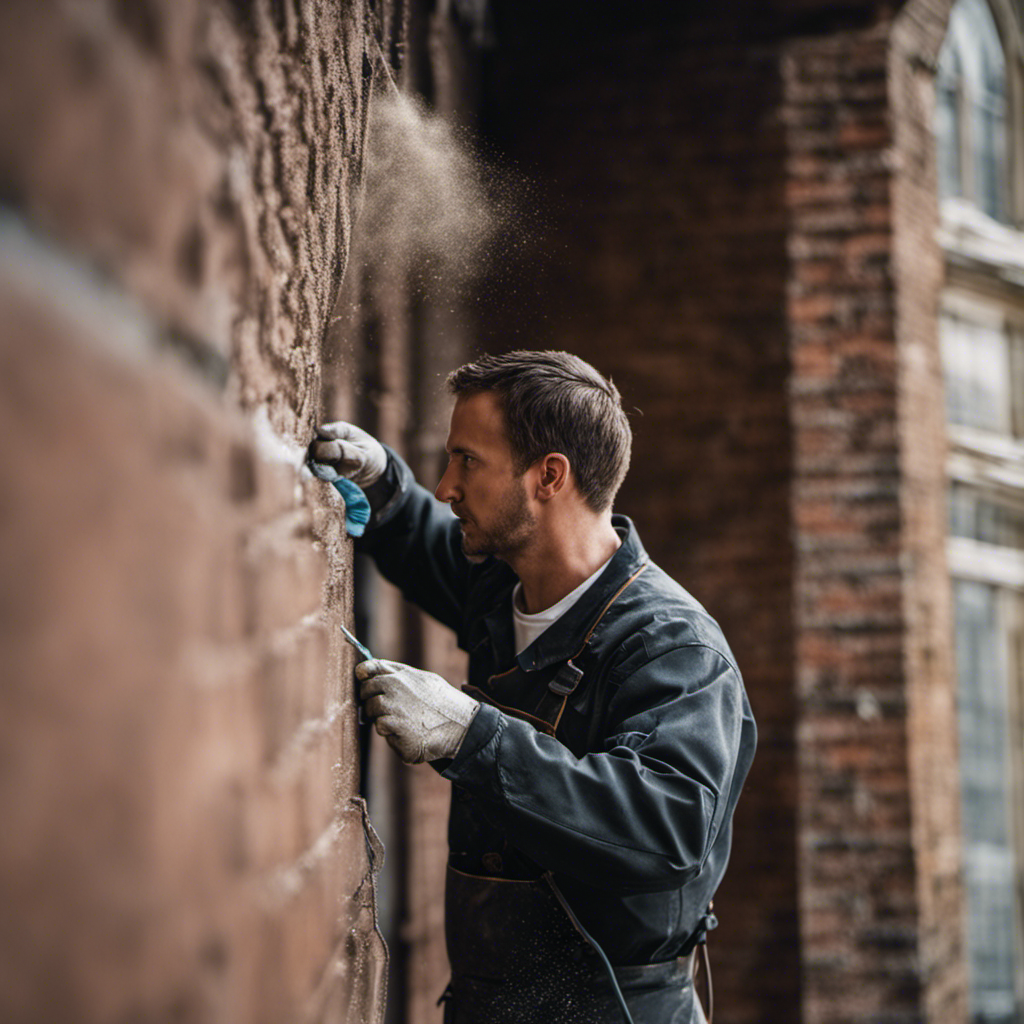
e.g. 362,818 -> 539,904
935,0 -> 1022,226
936,5 -> 1024,1019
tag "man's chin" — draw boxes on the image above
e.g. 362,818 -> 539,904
458,518 -> 528,564
459,531 -> 491,564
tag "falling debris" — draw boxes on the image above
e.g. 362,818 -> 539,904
357,89 -> 504,296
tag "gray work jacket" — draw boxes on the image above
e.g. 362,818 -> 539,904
357,450 -> 757,967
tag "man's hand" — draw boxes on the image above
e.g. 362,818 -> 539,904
356,659 -> 479,764
307,422 -> 387,487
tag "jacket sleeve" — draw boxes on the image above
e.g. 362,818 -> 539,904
441,642 -> 753,894
354,448 -> 474,635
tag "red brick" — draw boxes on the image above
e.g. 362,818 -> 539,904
0,2 -> 387,1022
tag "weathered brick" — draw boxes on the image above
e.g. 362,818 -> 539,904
0,2 -> 390,1022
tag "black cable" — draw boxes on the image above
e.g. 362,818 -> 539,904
699,940 -> 713,1024
542,872 -> 635,1024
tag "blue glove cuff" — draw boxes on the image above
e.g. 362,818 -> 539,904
331,477 -> 372,537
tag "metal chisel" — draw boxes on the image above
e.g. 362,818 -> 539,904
339,622 -> 373,662
339,623 -> 373,725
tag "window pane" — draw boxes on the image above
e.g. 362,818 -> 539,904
954,580 -> 1021,1023
937,0 -> 1009,220
950,485 -> 1024,548
972,73 -> 1007,221
936,47 -> 963,200
940,312 -> 1013,433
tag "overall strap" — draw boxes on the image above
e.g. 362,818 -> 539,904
530,658 -> 586,732
531,561 -> 649,734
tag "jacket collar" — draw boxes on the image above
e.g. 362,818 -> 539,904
480,515 -> 648,673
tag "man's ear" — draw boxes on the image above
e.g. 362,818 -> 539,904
534,454 -> 570,501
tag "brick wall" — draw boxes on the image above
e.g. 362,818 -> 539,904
783,20 -> 923,1023
0,2 -> 394,1021
329,10 -> 484,1018
783,4 -> 966,1020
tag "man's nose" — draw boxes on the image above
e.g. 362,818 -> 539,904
435,463 -> 458,504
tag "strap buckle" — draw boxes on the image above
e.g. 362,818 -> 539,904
547,660 -> 584,696
697,902 -> 718,944
681,901 -> 718,955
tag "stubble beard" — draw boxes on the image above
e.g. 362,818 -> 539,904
459,478 -> 536,561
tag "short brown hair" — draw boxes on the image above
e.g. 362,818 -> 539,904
446,350 -> 632,512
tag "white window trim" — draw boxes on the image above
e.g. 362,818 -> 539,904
939,197 -> 1024,287
949,428 -> 1024,493
949,536 -> 1024,589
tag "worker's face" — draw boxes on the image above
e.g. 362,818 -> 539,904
435,392 -> 537,560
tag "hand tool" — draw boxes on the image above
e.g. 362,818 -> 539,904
340,623 -> 373,724
340,622 -> 373,662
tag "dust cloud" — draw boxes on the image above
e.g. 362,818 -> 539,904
356,87 -> 509,297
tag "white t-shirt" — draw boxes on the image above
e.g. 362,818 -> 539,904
512,553 -> 616,656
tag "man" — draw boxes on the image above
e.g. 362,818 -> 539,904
308,351 -> 756,1024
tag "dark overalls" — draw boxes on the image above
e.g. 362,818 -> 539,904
442,640 -> 710,1024
357,451 -> 756,1024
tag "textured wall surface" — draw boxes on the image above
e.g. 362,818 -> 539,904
783,4 -> 965,1019
783,20 -> 923,1024
0,2 -> 389,1022
0,0 -> 373,437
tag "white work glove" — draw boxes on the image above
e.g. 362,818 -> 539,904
307,421 -> 387,487
356,659 -> 480,764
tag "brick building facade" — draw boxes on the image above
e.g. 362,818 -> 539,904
3,1 -> 1023,1023
0,2 -> 400,1021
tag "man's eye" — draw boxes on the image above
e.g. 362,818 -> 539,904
462,454 -> 475,465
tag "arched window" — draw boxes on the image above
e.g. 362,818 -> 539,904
935,0 -> 1010,221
